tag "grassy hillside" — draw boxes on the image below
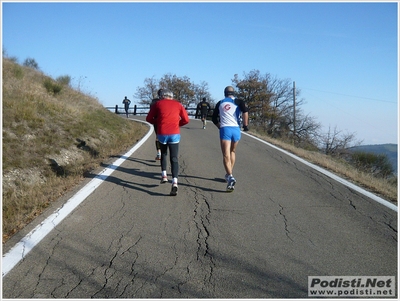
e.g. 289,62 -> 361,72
2,58 -> 147,243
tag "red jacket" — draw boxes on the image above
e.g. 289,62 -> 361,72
146,98 -> 189,135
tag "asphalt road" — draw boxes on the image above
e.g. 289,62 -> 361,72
2,117 -> 397,298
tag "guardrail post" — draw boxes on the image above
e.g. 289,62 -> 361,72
115,105 -> 118,114
133,105 -> 137,115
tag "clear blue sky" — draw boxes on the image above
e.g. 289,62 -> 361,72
2,1 -> 398,145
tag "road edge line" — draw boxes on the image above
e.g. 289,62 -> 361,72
2,119 -> 153,277
242,132 -> 397,212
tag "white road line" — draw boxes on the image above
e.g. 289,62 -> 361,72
2,120 -> 153,277
242,131 -> 397,212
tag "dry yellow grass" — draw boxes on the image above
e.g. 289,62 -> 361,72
2,58 -> 148,243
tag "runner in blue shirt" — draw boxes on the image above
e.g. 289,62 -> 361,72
212,86 -> 249,191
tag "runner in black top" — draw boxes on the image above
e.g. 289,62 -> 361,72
150,89 -> 163,160
196,97 -> 211,129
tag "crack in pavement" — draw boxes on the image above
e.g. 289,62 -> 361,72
91,235 -> 142,298
278,204 -> 294,242
180,157 -> 215,292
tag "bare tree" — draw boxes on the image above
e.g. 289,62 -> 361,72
159,74 -> 195,107
232,70 -> 303,136
292,113 -> 321,148
134,74 -> 212,108
193,81 -> 215,106
134,76 -> 159,105
23,57 -> 39,69
232,70 -> 273,130
321,125 -> 362,156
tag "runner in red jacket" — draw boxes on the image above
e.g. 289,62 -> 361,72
146,89 -> 189,196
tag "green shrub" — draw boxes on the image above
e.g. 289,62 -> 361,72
43,78 -> 63,94
351,151 -> 394,178
56,75 -> 71,86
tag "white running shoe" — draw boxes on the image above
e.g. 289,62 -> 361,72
226,176 -> 236,192
170,183 -> 178,196
160,176 -> 168,184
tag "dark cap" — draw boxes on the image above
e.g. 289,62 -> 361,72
224,86 -> 235,96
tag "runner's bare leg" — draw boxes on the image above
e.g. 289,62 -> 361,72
220,140 -> 238,175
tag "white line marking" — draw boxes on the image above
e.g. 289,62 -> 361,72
2,120 -> 153,277
242,131 -> 397,212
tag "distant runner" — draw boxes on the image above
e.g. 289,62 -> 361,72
122,96 -> 131,118
196,97 -> 211,129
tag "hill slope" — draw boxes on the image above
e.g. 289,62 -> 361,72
2,58 -> 147,242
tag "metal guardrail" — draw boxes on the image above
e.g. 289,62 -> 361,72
105,105 -> 213,117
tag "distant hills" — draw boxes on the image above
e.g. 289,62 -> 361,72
348,144 -> 398,174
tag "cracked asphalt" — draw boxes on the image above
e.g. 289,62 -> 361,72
2,117 -> 397,298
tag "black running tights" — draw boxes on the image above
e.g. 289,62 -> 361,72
160,143 -> 179,179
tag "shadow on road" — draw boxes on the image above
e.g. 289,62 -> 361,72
83,158 -> 227,196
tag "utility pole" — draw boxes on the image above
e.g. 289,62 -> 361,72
293,81 -> 296,143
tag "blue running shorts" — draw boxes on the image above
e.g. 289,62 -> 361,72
157,134 -> 181,144
220,126 -> 241,142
